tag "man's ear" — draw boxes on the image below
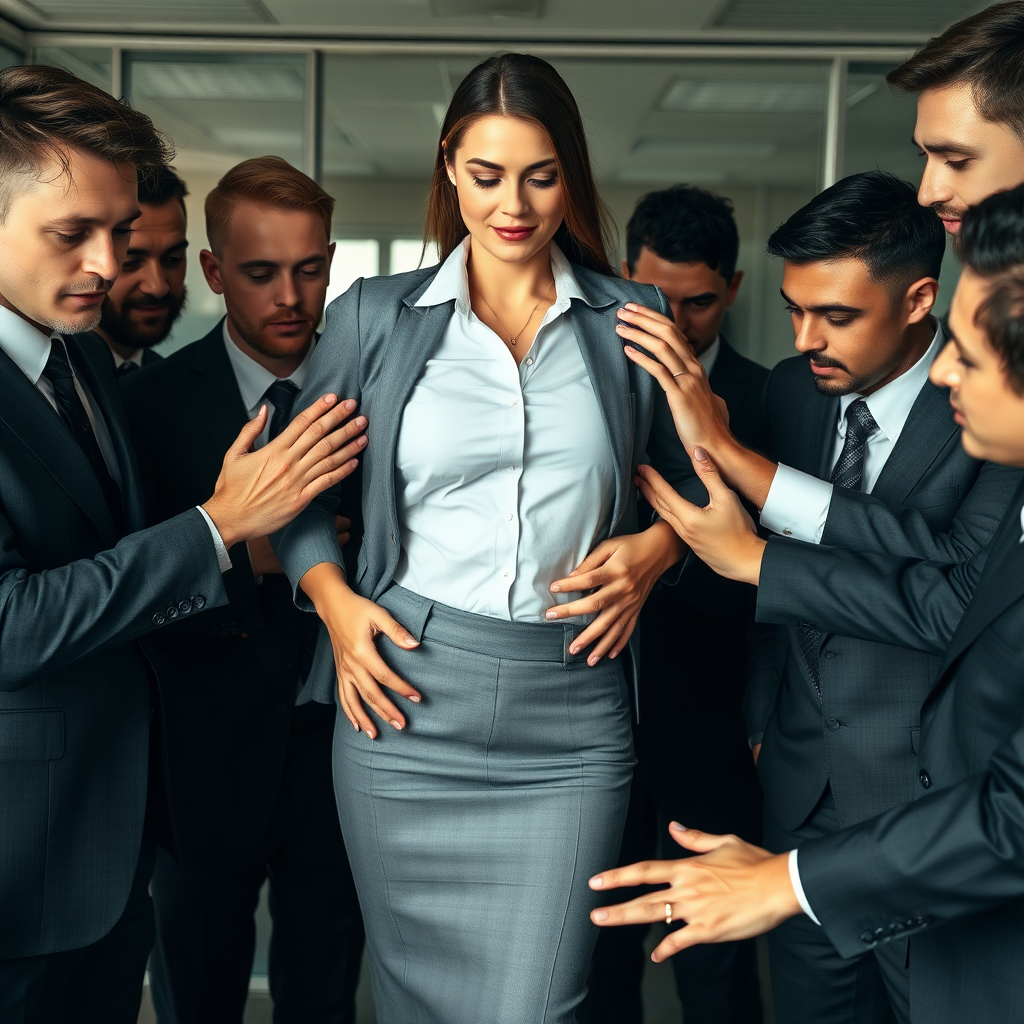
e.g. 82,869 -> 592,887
621,260 -> 632,279
725,270 -> 744,306
906,276 -> 939,324
199,249 -> 224,296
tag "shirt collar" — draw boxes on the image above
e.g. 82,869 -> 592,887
414,237 -> 591,316
698,336 -> 721,377
838,318 -> 945,444
222,317 -> 312,416
0,304 -> 60,385
110,345 -> 145,370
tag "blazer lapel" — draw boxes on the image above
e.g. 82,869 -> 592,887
807,392 -> 840,479
66,334 -> 145,533
0,344 -> 119,546
569,297 -> 630,530
935,492 -> 1024,679
871,381 -> 959,505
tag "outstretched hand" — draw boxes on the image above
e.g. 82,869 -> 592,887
636,447 -> 766,586
589,823 -> 801,963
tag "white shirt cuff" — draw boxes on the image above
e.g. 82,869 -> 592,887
196,506 -> 233,574
789,849 -> 821,925
760,464 -> 833,544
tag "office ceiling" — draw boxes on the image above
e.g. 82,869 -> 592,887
0,0 -> 988,43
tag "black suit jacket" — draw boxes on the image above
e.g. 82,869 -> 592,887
79,329 -> 163,373
799,482 -> 1024,1022
0,334 -> 225,958
747,352 -> 1021,832
120,322 -> 338,859
637,337 -> 769,836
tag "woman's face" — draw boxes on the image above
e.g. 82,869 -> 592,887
446,114 -> 565,265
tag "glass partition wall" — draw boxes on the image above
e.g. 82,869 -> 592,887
27,42 -> 927,366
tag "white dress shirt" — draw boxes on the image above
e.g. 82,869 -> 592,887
0,304 -> 231,570
698,336 -> 721,378
222,318 -> 312,449
392,239 -> 615,622
761,321 -> 945,543
110,345 -> 145,371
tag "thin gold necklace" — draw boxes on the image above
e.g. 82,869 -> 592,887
477,278 -> 554,347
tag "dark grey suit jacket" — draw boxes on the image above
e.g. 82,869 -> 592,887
799,482 -> 1024,1022
747,353 -> 1021,832
0,334 -> 226,958
275,261 -> 694,706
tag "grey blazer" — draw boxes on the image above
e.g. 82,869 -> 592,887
275,261 -> 693,705
0,335 -> 226,958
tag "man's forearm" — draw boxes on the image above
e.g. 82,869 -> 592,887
713,438 -> 779,511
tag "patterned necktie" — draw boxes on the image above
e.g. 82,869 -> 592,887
264,379 -> 299,442
798,398 -> 880,696
43,339 -> 124,532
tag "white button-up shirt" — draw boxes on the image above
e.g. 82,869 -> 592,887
761,320 -> 944,543
392,239 -> 615,622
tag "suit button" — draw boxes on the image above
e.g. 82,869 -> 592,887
860,930 -> 874,945
153,612 -> 166,626
873,926 -> 887,939
919,769 -> 932,789
825,718 -> 841,731
166,606 -> 178,619
910,915 -> 928,928
178,599 -> 192,614
276,702 -> 288,713
194,595 -> 206,610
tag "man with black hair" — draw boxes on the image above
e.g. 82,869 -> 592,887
592,181 -> 1024,1024
887,0 -> 1024,236
610,170 -> 1022,1023
81,164 -> 188,374
580,184 -> 766,1024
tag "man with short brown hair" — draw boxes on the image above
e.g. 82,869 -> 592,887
0,69 -> 364,1024
121,155 -> 364,1024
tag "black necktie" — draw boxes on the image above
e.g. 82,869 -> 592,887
798,399 -> 880,696
117,360 -> 139,379
264,379 -> 299,442
43,339 -> 124,531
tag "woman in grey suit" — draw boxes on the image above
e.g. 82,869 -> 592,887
275,53 -> 695,1023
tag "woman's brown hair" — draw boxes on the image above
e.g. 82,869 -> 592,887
425,53 -> 616,276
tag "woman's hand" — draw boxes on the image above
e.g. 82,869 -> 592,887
636,449 -> 766,587
299,562 -> 422,738
616,303 -> 733,455
588,823 -> 801,962
545,521 -> 685,665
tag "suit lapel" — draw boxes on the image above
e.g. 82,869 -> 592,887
66,334 -> 145,533
569,297 -> 629,530
806,390 -> 840,479
935,493 -> 1024,679
871,381 -> 959,505
0,344 -> 119,546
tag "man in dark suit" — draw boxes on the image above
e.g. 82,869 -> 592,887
0,69 -> 365,1024
610,171 -> 1022,1023
122,156 -> 364,1024
580,185 -> 766,1024
589,182 -> 1024,1024
80,163 -> 189,375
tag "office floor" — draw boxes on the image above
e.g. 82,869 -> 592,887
137,932 -> 775,1023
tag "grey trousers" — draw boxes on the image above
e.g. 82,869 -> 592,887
764,786 -> 910,1024
333,585 -> 635,1024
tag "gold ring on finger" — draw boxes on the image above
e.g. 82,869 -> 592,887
665,902 -> 673,925
671,371 -> 685,378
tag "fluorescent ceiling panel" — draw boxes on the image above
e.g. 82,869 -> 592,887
430,0 -> 543,15
131,63 -> 304,102
711,0 -> 976,32
14,0 -> 273,22
661,78 -> 824,114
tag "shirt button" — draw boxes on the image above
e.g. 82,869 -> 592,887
783,529 -> 793,536
503,571 -> 509,578
506,513 -> 514,521
512,398 -> 519,406
919,769 -> 932,789
509,466 -> 516,472
526,357 -> 533,365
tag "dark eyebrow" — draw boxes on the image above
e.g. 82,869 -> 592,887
464,157 -> 557,172
912,135 -> 980,158
681,291 -> 719,304
779,288 -> 863,315
49,211 -> 141,228
127,239 -> 188,257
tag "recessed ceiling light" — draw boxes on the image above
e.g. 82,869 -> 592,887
661,79 -> 824,114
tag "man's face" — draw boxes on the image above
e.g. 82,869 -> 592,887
100,197 -> 187,350
200,203 -> 334,364
931,268 -> 1024,466
0,148 -> 138,334
623,247 -> 742,356
781,257 -> 937,396
915,83 -> 1024,235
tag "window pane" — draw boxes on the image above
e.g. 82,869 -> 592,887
390,239 -> 428,275
321,53 -> 830,368
125,51 -> 309,352
326,239 -> 380,308
33,47 -> 111,92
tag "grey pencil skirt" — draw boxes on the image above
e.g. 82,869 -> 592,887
331,584 -> 635,1024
